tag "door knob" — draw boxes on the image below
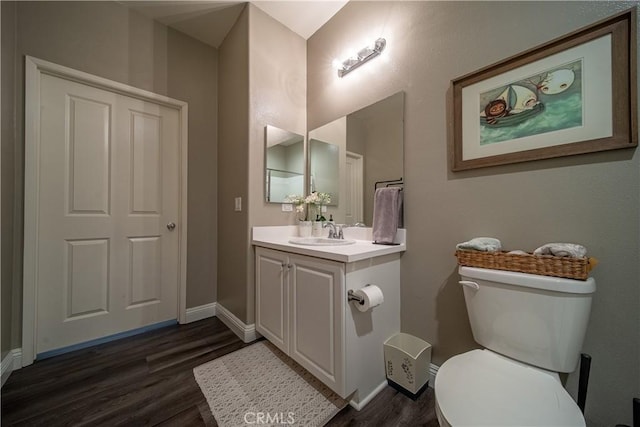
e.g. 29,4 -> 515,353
167,222 -> 176,231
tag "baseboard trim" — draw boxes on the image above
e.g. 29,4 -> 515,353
347,362 -> 439,410
185,302 -> 217,323
429,362 -> 439,388
215,303 -> 257,343
349,380 -> 387,411
1,351 -> 13,387
12,349 -> 22,370
1,349 -> 22,387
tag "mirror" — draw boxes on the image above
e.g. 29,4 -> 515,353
309,139 -> 340,206
308,92 -> 404,225
264,125 -> 305,203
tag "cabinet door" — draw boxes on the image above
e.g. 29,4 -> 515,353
255,248 -> 289,353
290,255 -> 346,397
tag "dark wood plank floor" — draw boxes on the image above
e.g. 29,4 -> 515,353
1,318 -> 439,426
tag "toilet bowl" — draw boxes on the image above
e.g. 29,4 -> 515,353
435,349 -> 585,426
434,266 -> 595,427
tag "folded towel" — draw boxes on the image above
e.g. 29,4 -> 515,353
456,237 -> 502,252
507,250 -> 529,255
372,187 -> 402,244
533,243 -> 587,258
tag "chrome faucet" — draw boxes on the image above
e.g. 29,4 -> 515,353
323,222 -> 343,239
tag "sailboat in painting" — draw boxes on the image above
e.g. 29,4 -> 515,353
480,68 -> 576,128
480,84 -> 544,127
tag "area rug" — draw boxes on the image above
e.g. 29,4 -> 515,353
193,341 -> 347,426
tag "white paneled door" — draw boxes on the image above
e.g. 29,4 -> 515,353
32,71 -> 182,356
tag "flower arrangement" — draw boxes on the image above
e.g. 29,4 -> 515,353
285,194 -> 308,221
307,192 -> 331,221
285,192 -> 331,221
305,191 -> 331,206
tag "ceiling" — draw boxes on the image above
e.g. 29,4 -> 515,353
125,1 -> 349,48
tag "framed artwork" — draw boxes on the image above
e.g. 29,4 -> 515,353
450,8 -> 637,171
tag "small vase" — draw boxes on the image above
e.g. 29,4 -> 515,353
298,221 -> 312,237
312,221 -> 323,237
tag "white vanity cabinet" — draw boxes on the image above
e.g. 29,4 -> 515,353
255,248 -> 290,353
253,234 -> 403,409
256,247 -> 346,396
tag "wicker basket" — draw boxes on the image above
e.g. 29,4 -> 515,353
455,250 -> 596,280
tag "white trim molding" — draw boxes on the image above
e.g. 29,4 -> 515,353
348,363 -> 439,411
429,362 -> 439,388
185,303 -> 217,323
215,303 -> 257,343
22,56 -> 189,366
1,349 -> 22,387
12,348 -> 22,371
349,380 -> 387,411
1,351 -> 13,387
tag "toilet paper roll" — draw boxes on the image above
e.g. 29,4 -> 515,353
353,285 -> 384,312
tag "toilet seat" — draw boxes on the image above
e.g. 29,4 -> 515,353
434,349 -> 585,426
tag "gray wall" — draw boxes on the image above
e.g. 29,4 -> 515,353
308,2 -> 639,426
1,1 -> 17,359
217,4 -> 306,325
2,1 -> 219,352
247,4 -> 307,228
218,5 -> 250,321
247,3 -> 306,323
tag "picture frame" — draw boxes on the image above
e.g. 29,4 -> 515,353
450,8 -> 637,171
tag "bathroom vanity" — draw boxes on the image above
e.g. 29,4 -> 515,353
252,226 -> 405,409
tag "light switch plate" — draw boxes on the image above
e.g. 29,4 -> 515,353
282,203 -> 293,212
234,197 -> 242,212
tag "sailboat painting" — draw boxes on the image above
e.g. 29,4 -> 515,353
479,59 -> 583,146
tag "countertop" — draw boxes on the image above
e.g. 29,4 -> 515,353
252,226 -> 406,263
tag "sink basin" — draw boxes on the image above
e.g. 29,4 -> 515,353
289,237 -> 356,246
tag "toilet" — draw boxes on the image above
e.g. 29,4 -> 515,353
435,266 -> 596,427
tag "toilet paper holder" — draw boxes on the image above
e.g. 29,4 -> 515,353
347,285 -> 371,305
347,289 -> 364,305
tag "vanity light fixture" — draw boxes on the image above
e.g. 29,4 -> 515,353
337,38 -> 386,78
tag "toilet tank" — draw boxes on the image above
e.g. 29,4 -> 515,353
459,266 -> 595,373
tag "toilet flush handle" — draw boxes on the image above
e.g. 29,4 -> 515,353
459,280 -> 480,291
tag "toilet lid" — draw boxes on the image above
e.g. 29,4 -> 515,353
435,349 -> 585,426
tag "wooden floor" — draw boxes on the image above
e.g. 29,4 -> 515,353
1,318 -> 439,426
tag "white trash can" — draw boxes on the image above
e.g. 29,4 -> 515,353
384,333 -> 432,398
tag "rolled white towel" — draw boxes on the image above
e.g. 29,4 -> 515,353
507,250 -> 529,255
456,237 -> 502,252
533,243 -> 587,258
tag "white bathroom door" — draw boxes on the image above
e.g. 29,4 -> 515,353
34,73 -> 181,356
345,152 -> 363,224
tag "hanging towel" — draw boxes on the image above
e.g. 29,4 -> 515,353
456,237 -> 502,252
533,243 -> 587,258
372,187 -> 403,244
